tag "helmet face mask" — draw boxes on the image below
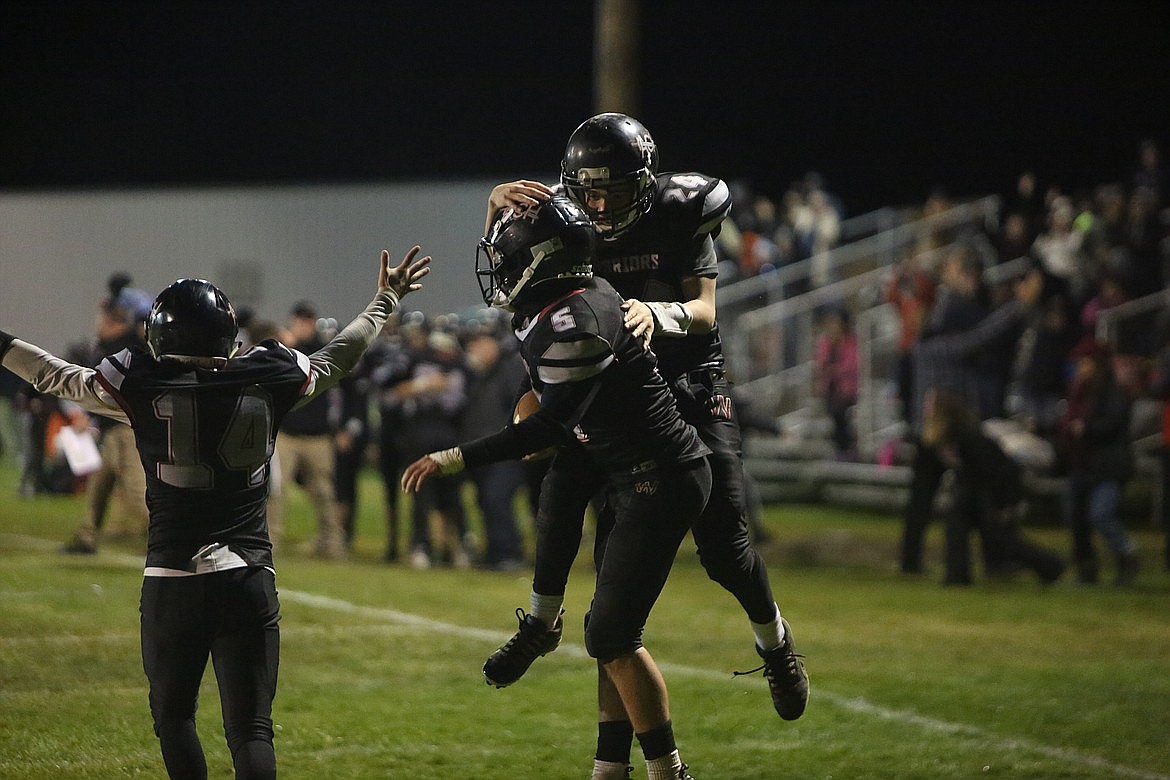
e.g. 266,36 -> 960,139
561,113 -> 658,239
477,196 -> 595,311
147,279 -> 239,366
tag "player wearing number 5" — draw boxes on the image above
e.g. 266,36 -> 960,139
0,246 -> 429,779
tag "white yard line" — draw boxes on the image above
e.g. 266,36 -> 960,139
3,533 -> 1166,780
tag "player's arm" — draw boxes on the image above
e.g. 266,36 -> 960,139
400,376 -> 597,492
484,180 -> 554,235
623,270 -> 717,343
402,333 -> 610,492
0,331 -> 128,422
300,246 -> 430,404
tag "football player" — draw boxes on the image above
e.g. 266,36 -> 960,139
402,195 -> 709,780
482,114 -> 808,772
0,246 -> 430,779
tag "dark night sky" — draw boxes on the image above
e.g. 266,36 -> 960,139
3,1 -> 1168,215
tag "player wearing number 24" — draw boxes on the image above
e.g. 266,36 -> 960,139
0,246 -> 429,779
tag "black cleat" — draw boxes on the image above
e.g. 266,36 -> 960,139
483,608 -> 563,688
735,618 -> 809,720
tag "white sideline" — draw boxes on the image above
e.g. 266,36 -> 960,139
4,533 -> 1167,780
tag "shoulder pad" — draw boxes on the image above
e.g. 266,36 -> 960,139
536,334 -> 614,384
653,173 -> 731,239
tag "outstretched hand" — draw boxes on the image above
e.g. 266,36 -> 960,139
380,246 -> 431,300
401,454 -> 440,493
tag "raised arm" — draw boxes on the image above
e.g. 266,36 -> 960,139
0,333 -> 128,423
301,246 -> 430,403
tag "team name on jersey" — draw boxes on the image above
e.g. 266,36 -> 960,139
605,253 -> 660,274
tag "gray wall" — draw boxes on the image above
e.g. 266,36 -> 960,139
1,178 -> 553,353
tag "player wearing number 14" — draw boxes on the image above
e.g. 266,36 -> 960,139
0,246 -> 430,779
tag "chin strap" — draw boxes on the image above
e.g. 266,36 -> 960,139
645,301 -> 693,338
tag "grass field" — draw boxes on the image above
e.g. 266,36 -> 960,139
2,459 -> 1169,779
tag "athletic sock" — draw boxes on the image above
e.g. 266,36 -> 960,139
645,749 -> 684,780
751,603 -> 784,651
591,759 -> 631,779
596,719 -> 634,764
529,592 -> 564,627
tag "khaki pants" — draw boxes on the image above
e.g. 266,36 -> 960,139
269,433 -> 343,558
72,424 -> 148,546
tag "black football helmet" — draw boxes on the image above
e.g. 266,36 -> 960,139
146,279 -> 239,363
560,112 -> 658,239
476,194 -> 594,310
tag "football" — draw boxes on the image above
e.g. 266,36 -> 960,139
512,390 -> 555,461
512,389 -> 541,424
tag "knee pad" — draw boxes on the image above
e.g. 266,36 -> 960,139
584,609 -> 644,663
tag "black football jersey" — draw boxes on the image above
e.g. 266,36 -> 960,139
513,276 -> 709,481
95,341 -> 313,570
572,171 -> 732,381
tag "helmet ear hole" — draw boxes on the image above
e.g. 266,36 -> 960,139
560,113 -> 657,239
477,196 -> 595,310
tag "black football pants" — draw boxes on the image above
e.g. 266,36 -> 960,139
585,457 -> 712,662
141,567 -> 280,780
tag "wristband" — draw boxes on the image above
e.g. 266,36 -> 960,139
0,329 -> 15,362
427,447 -> 465,476
645,301 -> 693,338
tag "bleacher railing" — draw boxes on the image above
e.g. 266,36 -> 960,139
718,196 -> 1002,444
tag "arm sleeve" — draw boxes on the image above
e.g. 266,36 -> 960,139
460,377 -> 600,468
0,338 -> 128,422
298,290 -> 398,407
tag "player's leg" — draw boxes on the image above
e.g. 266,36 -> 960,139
690,389 -> 809,720
592,662 -> 635,779
586,459 -> 709,778
211,568 -> 280,780
483,450 -> 601,687
141,576 -> 212,779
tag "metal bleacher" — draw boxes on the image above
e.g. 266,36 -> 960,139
719,195 -> 1166,520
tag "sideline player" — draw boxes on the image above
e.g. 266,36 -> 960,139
403,196 -> 707,780
0,246 -> 430,778
482,115 -> 808,775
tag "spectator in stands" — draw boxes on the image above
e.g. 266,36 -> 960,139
1132,138 -> 1166,207
1016,294 -> 1077,438
1056,337 -> 1140,585
1032,195 -> 1090,306
883,249 -> 936,424
1000,171 -> 1046,246
899,268 -> 1043,581
920,390 -> 1065,584
1080,270 -> 1130,338
813,307 -> 859,458
993,211 -> 1036,266
807,188 -> 842,290
1121,185 -> 1164,297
